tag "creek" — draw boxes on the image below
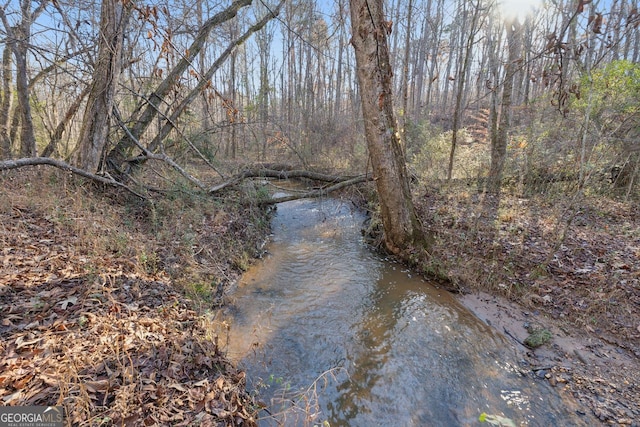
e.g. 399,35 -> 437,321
223,196 -> 594,426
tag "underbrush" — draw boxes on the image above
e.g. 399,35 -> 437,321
1,167 -> 272,306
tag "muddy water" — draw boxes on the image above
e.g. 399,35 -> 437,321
224,197 -> 592,426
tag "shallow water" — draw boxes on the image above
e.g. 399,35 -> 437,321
224,197 -> 593,426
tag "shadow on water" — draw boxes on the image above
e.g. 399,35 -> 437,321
223,197 -> 594,426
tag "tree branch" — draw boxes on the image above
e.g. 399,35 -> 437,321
112,107 -> 207,191
209,165 -> 372,197
263,175 -> 373,205
0,157 -> 147,199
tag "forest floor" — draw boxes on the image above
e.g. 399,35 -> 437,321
413,184 -> 640,425
2,166 -> 639,425
0,168 -> 272,426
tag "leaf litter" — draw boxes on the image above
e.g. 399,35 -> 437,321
1,173 -> 260,426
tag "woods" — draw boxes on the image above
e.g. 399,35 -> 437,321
1,0 -> 640,425
0,0 -> 637,199
0,0 -> 636,207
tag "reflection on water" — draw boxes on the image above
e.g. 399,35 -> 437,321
224,198 -> 592,426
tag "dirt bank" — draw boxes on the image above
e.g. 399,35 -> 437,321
460,292 -> 639,425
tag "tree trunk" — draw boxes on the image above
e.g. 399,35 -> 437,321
0,44 -> 12,159
73,0 -> 131,172
349,0 -> 428,256
12,31 -> 35,157
487,18 -> 521,193
400,0 -> 413,128
447,0 -> 484,181
0,2 -> 48,158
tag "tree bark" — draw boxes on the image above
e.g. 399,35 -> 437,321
487,18 -> 522,193
73,0 -> 131,172
349,0 -> 429,256
0,1 -> 46,158
0,44 -> 12,159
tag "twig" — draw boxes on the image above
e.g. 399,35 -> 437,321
503,326 -> 527,348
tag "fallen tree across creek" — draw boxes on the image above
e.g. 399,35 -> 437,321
209,166 -> 373,204
1,157 -> 372,204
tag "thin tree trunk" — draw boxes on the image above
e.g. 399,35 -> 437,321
0,44 -> 12,158
334,27 -> 345,119
448,0 -> 484,181
0,2 -> 47,158
42,86 -> 91,157
425,0 -> 444,113
400,0 -> 413,128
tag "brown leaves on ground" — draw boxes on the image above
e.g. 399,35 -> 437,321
1,170 -> 260,426
1,273 -> 256,426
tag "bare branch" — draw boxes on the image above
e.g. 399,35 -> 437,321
0,157 -> 147,199
113,108 -> 207,191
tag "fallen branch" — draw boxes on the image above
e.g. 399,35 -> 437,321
209,167 -> 367,193
0,157 -> 147,199
262,174 -> 373,205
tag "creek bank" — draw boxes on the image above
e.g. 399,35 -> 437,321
1,169 -> 274,426
415,187 -> 640,425
349,181 -> 640,425
459,292 -> 640,426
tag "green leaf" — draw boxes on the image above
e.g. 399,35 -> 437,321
478,412 -> 517,427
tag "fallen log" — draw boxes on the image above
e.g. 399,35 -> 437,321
209,167 -> 369,193
0,157 -> 147,199
263,174 -> 373,205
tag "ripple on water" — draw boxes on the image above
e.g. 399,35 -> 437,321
226,198 -> 594,427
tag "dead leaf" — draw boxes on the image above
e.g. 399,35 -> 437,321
169,383 -> 187,392
84,379 -> 110,393
215,377 -> 225,390
13,374 -> 33,390
15,335 -> 42,349
194,379 -> 209,387
58,296 -> 78,310
577,0 -> 592,14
